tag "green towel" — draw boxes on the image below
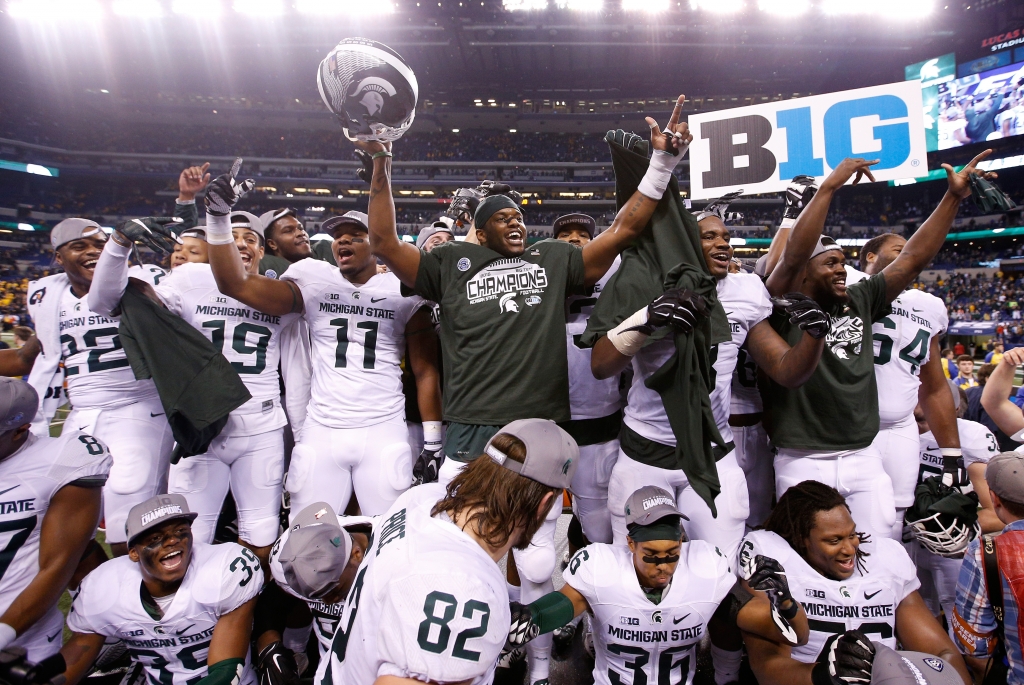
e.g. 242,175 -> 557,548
580,135 -> 731,513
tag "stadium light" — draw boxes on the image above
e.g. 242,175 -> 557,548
690,0 -> 743,12
554,0 -> 603,10
758,0 -> 809,15
113,0 -> 165,17
503,0 -> 548,9
8,0 -> 102,20
173,0 -> 223,14
297,0 -> 342,13
233,0 -> 285,15
623,0 -> 669,12
17,224 -> 34,232
822,0 -> 932,15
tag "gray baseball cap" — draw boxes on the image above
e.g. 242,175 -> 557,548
259,208 -> 298,234
271,502 -> 352,600
810,235 -> 843,259
870,643 -> 960,685
624,485 -> 689,526
230,211 -> 265,242
484,419 -> 579,490
322,211 -> 369,237
416,220 -> 455,249
50,218 -> 105,250
125,494 -> 198,546
552,213 -> 597,239
986,452 -> 1024,503
0,378 -> 37,432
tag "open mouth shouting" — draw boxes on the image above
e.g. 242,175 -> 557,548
505,227 -> 524,249
159,548 -> 185,572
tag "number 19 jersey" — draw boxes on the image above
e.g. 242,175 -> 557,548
283,261 -> 427,429
562,541 -> 734,685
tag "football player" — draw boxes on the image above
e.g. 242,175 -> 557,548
760,150 -> 996,544
846,233 -> 962,540
506,485 -> 810,685
741,480 -> 971,685
11,219 -> 174,557
313,419 -> 578,685
260,209 -> 313,266
201,175 -> 442,519
60,494 -> 263,685
169,228 -> 210,270
590,195 -> 828,562
0,378 -> 111,661
88,211 -> 302,565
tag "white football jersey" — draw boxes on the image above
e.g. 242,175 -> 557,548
624,273 -> 771,445
59,288 -> 158,409
730,347 -> 762,415
0,431 -> 111,637
739,530 -> 919,663
847,268 -> 949,425
132,264 -> 168,287
562,541 -> 733,685
918,418 -> 999,485
567,257 -> 624,420
283,261 -> 427,429
316,484 -> 509,685
154,263 -> 298,435
68,542 -> 263,685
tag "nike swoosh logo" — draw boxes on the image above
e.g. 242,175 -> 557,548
175,624 -> 195,635
46,630 -> 61,642
150,412 -> 165,417
672,613 -> 691,625
0,486 -> 19,497
912,308 -> 923,313
370,297 -> 386,303
864,589 -> 882,600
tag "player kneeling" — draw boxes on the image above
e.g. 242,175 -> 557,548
741,480 -> 971,684
59,495 -> 263,685
504,485 -> 810,685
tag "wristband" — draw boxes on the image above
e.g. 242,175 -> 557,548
197,658 -> 244,685
779,599 -> 800,620
205,212 -> 234,246
108,233 -> 134,254
527,591 -> 575,634
779,217 -> 796,230
0,622 -> 16,650
941,448 -> 963,458
637,151 -> 680,201
423,421 -> 443,449
607,308 -> 651,357
176,199 -> 196,206
372,151 -> 393,160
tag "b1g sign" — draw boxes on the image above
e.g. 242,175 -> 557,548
687,82 -> 926,200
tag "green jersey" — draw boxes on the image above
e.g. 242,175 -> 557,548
408,239 -> 586,425
761,273 -> 890,451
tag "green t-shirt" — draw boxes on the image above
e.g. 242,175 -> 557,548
409,239 -> 586,424
259,254 -> 292,278
761,273 -> 890,451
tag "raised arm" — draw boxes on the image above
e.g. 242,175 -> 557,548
765,158 -> 878,297
357,140 -> 421,288
745,307 -> 826,389
879,149 -> 994,302
0,335 -> 40,377
581,95 -> 690,287
981,345 -> 1024,438
88,238 -> 132,318
760,177 -> 818,278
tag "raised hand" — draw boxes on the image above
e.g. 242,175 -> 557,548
821,158 -> 880,192
115,217 -> 184,254
178,163 -> 211,201
205,159 -> 255,217
943,148 -> 996,200
646,95 -> 692,157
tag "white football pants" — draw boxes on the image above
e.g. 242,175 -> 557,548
569,439 -> 618,544
871,413 -> 922,539
732,422 -> 774,531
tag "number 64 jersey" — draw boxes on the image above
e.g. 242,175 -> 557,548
315,484 -> 509,685
67,542 -> 264,685
562,542 -> 734,685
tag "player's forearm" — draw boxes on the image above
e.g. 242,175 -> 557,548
60,633 -> 106,685
87,238 -> 132,318
0,337 -> 39,377
766,187 -> 833,296
756,332 -> 823,389
590,335 -> 633,380
919,360 -> 960,449
414,369 -> 442,423
207,238 -> 297,317
209,599 -> 257,664
367,156 -> 420,288
581,191 -> 657,286
761,226 -> 791,280
881,192 -> 960,300
981,360 -> 1024,436
735,594 -> 809,646
0,563 -> 77,635
744,635 -> 814,685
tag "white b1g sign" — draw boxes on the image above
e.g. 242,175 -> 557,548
687,81 -> 927,200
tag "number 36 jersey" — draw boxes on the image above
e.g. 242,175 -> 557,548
316,484 -> 509,685
68,542 -> 264,685
739,530 -> 920,663
283,261 -> 427,429
562,541 -> 734,685
155,263 -> 300,436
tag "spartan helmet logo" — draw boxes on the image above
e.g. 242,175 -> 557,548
499,293 -> 519,313
652,610 -> 663,624
348,77 -> 397,117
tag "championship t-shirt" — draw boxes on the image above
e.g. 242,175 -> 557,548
761,273 -> 891,451
408,240 -> 587,424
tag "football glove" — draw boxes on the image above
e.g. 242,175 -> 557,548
353,149 -> 374,184
941,450 -> 969,489
628,288 -> 709,335
812,631 -> 875,685
968,173 -> 1017,214
772,293 -> 831,340
745,555 -> 799,644
205,173 -> 255,217
115,217 -> 183,255
412,448 -> 444,486
256,642 -> 300,685
605,129 -> 650,157
504,601 -> 540,650
782,175 -> 819,222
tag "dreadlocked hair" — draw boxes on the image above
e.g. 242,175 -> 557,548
762,480 -> 870,573
431,433 -> 559,551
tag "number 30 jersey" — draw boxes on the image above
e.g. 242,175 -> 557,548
155,263 -> 300,436
0,430 -> 111,656
283,261 -> 427,429
562,541 -> 734,685
316,484 -> 509,685
68,542 -> 263,685
846,268 -> 948,425
739,530 -> 920,663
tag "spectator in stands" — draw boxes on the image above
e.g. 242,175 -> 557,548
955,341 -> 966,356
959,355 -> 978,388
986,341 -> 1006,365
11,327 -> 32,349
941,348 -> 958,380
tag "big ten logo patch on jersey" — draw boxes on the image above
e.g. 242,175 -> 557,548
826,315 -> 864,360
465,258 -> 548,309
687,81 -> 926,200
376,508 -> 406,556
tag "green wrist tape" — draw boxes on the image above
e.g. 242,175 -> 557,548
198,658 -> 245,685
529,591 -> 576,634
371,151 -> 393,160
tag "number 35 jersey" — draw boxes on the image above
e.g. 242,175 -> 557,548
283,261 -> 427,429
155,263 -> 300,436
317,484 -> 509,685
739,530 -> 920,663
562,541 -> 734,685
68,542 -> 263,685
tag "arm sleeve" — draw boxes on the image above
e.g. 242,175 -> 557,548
952,542 -> 998,658
46,431 -> 113,490
175,200 -> 200,230
87,239 -> 133,318
410,248 -> 445,303
751,277 -> 773,327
